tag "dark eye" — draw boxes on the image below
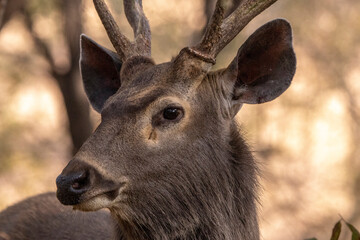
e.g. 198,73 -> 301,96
163,107 -> 183,121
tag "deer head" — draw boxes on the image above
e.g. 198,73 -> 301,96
56,0 -> 296,239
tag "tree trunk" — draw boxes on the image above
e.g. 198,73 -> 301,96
0,0 -> 7,28
56,0 -> 93,153
20,0 -> 93,153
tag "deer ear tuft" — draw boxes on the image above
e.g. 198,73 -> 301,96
80,34 -> 122,113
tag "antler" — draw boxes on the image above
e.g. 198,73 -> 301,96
192,0 -> 277,62
123,0 -> 151,55
93,0 -> 151,61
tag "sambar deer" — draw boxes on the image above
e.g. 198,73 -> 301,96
0,0 -> 296,239
56,0 -> 296,238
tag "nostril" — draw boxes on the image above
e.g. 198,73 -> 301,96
71,182 -> 81,190
70,171 -> 88,191
56,171 -> 89,193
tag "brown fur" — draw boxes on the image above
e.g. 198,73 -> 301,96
55,19 -> 295,240
0,192 -> 114,240
0,5 -> 296,240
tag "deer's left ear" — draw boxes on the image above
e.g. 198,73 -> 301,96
223,19 -> 296,115
80,34 -> 122,113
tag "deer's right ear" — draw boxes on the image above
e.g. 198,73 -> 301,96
222,19 -> 296,117
80,34 -> 122,113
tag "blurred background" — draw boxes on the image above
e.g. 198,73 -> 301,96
0,0 -> 359,239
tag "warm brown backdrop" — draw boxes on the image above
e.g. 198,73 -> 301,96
0,0 -> 359,239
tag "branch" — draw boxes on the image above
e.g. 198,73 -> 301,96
22,8 -> 57,73
63,0 -> 83,75
0,0 -> 8,28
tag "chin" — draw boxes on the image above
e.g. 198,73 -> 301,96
73,194 -> 115,212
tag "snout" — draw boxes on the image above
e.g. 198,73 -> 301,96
56,160 -> 125,209
56,160 -> 94,206
56,170 -> 89,205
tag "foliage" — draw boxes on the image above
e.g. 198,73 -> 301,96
26,0 -> 60,16
306,219 -> 360,240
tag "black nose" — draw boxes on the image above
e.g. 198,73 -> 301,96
56,171 -> 89,205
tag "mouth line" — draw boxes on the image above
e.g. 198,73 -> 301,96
72,190 -> 115,211
72,183 -> 126,210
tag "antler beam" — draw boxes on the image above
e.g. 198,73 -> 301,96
193,0 -> 277,60
93,0 -> 151,60
124,0 -> 151,56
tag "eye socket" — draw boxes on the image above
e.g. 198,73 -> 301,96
162,107 -> 183,121
152,105 -> 185,127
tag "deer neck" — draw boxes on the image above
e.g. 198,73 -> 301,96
110,123 -> 259,240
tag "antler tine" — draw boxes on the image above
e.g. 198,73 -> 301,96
193,0 -> 277,60
197,0 -> 226,54
217,0 -> 277,55
124,0 -> 151,57
93,0 -> 133,60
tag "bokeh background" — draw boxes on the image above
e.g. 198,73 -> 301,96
0,0 -> 359,239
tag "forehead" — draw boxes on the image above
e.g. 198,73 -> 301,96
102,62 -> 193,114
